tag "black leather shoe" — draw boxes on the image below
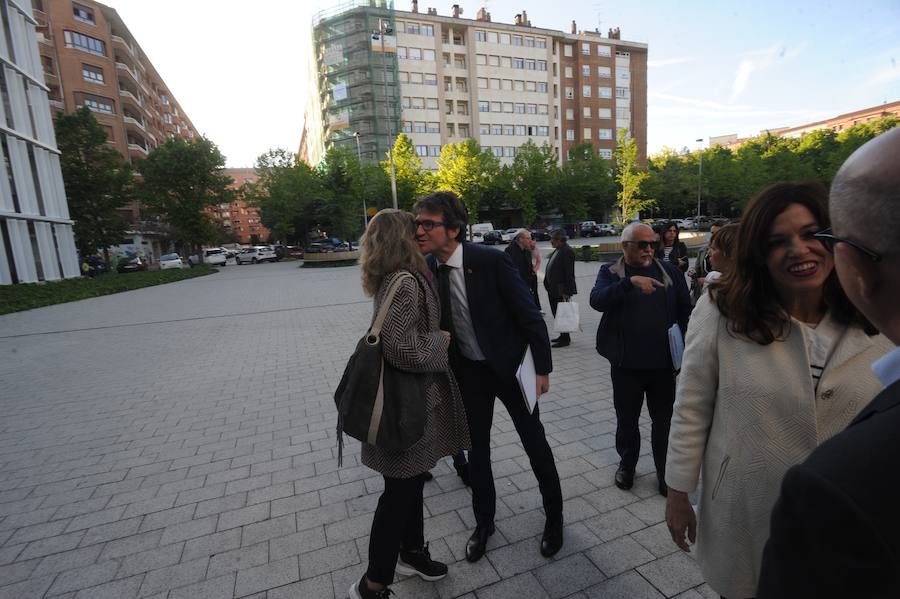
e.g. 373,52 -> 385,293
540,515 -> 564,557
614,466 -> 635,490
454,462 -> 470,486
551,340 -> 570,348
550,336 -> 563,343
465,523 -> 495,563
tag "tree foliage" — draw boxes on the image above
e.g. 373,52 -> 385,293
137,137 -> 233,252
435,139 -> 500,234
55,107 -> 133,261
385,133 -> 435,211
614,129 -> 653,221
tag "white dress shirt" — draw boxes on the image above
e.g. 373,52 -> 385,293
872,344 -> 900,388
440,243 -> 486,361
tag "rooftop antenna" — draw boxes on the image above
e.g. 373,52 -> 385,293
593,2 -> 604,33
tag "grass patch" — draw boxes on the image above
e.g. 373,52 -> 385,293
0,266 -> 217,315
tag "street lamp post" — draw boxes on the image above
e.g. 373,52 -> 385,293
373,20 -> 398,209
695,138 -> 704,219
354,131 -> 368,227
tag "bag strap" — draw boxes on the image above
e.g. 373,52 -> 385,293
369,271 -> 415,339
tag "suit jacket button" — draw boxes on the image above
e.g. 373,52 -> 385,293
820,389 -> 834,400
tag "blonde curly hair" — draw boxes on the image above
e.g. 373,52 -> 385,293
359,209 -> 427,296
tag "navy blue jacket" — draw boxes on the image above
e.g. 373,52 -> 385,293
428,242 -> 552,377
589,257 -> 692,367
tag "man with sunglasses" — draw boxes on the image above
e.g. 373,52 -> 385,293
590,222 -> 692,496
412,192 -> 564,563
758,127 -> 900,597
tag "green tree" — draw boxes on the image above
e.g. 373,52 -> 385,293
507,140 -> 557,225
436,139 -> 500,236
246,149 -> 323,243
645,147 -> 694,218
385,133 -> 435,210
55,107 -> 133,264
613,129 -> 652,220
558,142 -> 615,222
137,137 -> 233,254
317,146 -> 376,240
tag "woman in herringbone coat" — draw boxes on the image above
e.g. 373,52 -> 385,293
664,183 -> 892,599
350,209 -> 470,599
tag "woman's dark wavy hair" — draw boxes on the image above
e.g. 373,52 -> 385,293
713,181 -> 876,345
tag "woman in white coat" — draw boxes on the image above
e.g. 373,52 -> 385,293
664,182 -> 892,599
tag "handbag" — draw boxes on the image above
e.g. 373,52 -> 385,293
334,272 -> 427,465
554,300 -> 580,334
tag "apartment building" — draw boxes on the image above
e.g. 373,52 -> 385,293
304,1 -> 647,169
31,0 -> 198,261
0,0 -> 80,284
210,168 -> 271,245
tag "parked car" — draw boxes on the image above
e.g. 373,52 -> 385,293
580,221 -> 600,237
530,228 -> 551,241
482,230 -> 503,245
501,228 -> 518,243
472,230 -> 485,243
287,246 -> 304,259
200,248 -> 227,267
594,223 -> 616,236
116,256 -> 146,273
237,246 -> 277,264
306,237 -> 344,253
159,253 -> 185,270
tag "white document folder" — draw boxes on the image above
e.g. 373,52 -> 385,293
516,345 -> 538,414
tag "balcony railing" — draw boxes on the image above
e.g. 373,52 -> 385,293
123,116 -> 147,132
111,35 -> 135,57
128,143 -> 148,156
119,89 -> 142,107
116,62 -> 139,83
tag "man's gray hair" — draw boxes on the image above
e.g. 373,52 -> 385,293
514,228 -> 531,240
830,127 -> 900,259
621,222 -> 653,242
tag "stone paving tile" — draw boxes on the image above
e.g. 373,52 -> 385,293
0,261 -> 720,599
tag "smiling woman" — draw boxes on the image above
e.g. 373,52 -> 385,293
663,181 -> 891,598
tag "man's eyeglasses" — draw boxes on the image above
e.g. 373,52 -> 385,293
414,219 -> 448,232
623,240 -> 656,250
813,228 -> 882,262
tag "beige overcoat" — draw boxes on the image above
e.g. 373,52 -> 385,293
666,294 -> 892,599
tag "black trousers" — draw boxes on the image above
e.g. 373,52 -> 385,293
609,366 -> 676,478
453,356 -> 562,526
548,297 -> 570,342
366,473 -> 426,585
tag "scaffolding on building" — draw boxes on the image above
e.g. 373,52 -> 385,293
312,0 -> 400,163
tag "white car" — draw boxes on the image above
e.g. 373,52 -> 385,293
237,246 -> 276,264
501,228 -> 518,243
202,248 -> 227,266
159,253 -> 185,270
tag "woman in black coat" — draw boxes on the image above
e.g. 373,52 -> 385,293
655,220 -> 689,272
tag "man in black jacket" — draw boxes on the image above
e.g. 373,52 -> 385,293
544,229 -> 577,347
757,128 -> 900,598
414,192 -> 563,563
505,229 -> 540,310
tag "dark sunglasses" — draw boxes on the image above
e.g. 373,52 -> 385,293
414,219 -> 448,232
623,240 -> 656,250
813,228 -> 882,262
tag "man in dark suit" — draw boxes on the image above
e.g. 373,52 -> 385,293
413,192 -> 563,562
543,229 -> 577,348
505,229 -> 540,310
757,128 -> 900,597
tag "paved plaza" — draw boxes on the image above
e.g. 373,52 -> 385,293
0,259 -> 715,598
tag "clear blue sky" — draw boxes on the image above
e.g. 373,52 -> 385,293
109,0 -> 900,165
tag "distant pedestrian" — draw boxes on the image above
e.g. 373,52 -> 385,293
590,222 -> 692,496
349,209 -> 470,599
506,228 -> 541,310
758,128 -> 900,598
656,221 -> 689,272
688,220 -> 724,303
544,229 -> 577,348
700,223 -> 739,291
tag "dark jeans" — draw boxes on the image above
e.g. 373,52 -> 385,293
549,297 -> 570,342
366,473 -> 426,585
530,276 -> 542,310
453,356 -> 562,526
609,366 -> 676,478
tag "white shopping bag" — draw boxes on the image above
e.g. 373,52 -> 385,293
554,301 -> 580,334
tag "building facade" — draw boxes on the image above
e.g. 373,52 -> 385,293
303,1 -> 647,169
0,0 -> 80,284
209,168 -> 271,245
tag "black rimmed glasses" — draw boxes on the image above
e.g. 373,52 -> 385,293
414,219 -> 448,232
623,240 -> 656,250
813,228 -> 882,262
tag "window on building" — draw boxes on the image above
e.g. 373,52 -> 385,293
504,146 -> 515,157
447,123 -> 456,137
536,38 -> 546,48
581,42 -> 590,55
616,86 -> 629,98
526,104 -> 537,114
514,57 -> 524,69
501,79 -> 512,90
525,80 -> 536,92
581,65 -> 590,76
81,93 -> 114,114
478,100 -> 489,112
480,123 -> 490,135
514,80 -> 524,91
565,87 -> 574,99
459,124 -> 469,137
525,59 -> 535,70
583,106 -> 591,118
72,4 -> 94,24
537,60 -> 547,71
616,107 -> 630,119
455,55 -> 467,68
511,35 -> 522,46
476,30 -> 487,42
401,121 -> 413,132
538,104 -> 548,114
64,30 -> 105,55
598,107 -> 612,118
618,69 -> 630,80
401,96 -> 411,108
398,71 -> 409,83
564,44 -> 573,57
492,147 -> 503,157
598,86 -> 612,98
427,122 -> 440,133
425,98 -> 438,109
486,55 -> 498,66
415,145 -> 427,157
599,148 -> 613,159
397,46 -> 407,59
500,33 -> 510,44
445,100 -> 453,114
598,128 -> 613,139
487,31 -> 498,43
501,56 -> 512,68
411,97 -> 425,109
514,124 -> 526,135
583,128 -> 591,139
163,113 -> 172,123
564,66 -> 573,78
409,72 -> 423,84
597,45 -> 612,57
538,126 -> 549,136
565,108 -> 574,120
423,73 -> 437,85
81,63 -> 103,83
503,102 -> 513,113
423,49 -> 435,61
429,145 -> 441,156
477,77 -> 488,89
407,23 -> 420,34
597,66 -> 611,78
582,85 -> 591,97
490,101 -> 502,112
566,129 -> 575,140
490,78 -> 500,89
476,53 -> 486,65
514,103 -> 525,114
537,82 -> 548,92
408,47 -> 422,60
422,24 -> 434,36
457,101 -> 468,115
491,124 -> 502,135
503,124 -> 514,135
